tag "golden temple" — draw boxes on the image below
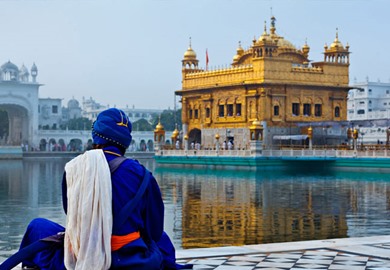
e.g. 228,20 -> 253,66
175,16 -> 350,149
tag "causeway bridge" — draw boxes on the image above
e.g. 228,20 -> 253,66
17,130 -> 174,152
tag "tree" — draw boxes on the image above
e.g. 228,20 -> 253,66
67,117 -> 93,130
152,109 -> 182,131
132,118 -> 153,131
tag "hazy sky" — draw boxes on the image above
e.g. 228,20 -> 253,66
1,0 -> 389,109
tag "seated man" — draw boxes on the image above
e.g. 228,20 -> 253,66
1,108 -> 191,270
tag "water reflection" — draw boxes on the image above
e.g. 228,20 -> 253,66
0,158 -> 389,258
156,167 -> 390,249
0,158 -> 69,255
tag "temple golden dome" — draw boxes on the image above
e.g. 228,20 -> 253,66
233,41 -> 244,62
257,19 -> 295,50
302,41 -> 310,51
330,30 -> 343,49
184,46 -> 197,60
276,38 -> 296,49
259,32 -> 272,42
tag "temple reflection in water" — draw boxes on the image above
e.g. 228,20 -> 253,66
156,168 -> 390,249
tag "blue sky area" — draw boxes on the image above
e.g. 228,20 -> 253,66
0,0 -> 388,109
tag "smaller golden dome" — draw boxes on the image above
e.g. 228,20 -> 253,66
330,30 -> 343,49
250,119 -> 263,130
171,128 -> 179,138
258,22 -> 271,42
259,33 -> 272,42
307,126 -> 313,138
236,41 -> 244,55
330,39 -> 343,49
353,128 -> 359,139
302,40 -> 310,52
184,135 -> 188,140
154,121 -> 164,132
184,46 -> 197,60
233,41 -> 244,62
215,133 -> 220,140
252,119 -> 261,126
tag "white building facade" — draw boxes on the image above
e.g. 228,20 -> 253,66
348,81 -> 390,121
0,61 -> 40,147
81,96 -> 163,126
0,60 -> 165,150
348,80 -> 390,144
38,98 -> 63,130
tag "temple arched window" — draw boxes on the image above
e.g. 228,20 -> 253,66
315,104 -> 322,117
303,103 -> 311,116
218,104 -> 224,117
205,107 -> 210,118
227,104 -> 233,116
335,106 -> 340,117
292,103 -> 300,116
274,105 -> 279,116
236,103 -> 242,116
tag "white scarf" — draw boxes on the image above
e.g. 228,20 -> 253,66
64,149 -> 112,270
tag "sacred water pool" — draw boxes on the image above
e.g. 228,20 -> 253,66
0,157 -> 389,260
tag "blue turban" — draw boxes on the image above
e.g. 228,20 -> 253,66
92,108 -> 132,149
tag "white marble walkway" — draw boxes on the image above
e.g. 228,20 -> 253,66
176,235 -> 390,270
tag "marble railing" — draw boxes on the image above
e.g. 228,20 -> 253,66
156,148 -> 390,158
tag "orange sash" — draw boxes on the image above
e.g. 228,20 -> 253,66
111,231 -> 141,251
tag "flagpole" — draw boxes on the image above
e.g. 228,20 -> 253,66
206,49 -> 209,71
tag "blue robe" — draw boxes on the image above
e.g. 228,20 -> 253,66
18,146 -> 190,270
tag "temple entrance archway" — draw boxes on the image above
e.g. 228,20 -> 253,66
188,128 -> 201,145
0,104 -> 29,146
0,109 -> 9,145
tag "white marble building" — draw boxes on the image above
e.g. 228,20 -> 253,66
38,98 -> 62,130
0,60 -> 164,150
81,96 -> 163,124
348,80 -> 390,144
0,61 -> 40,146
348,80 -> 390,121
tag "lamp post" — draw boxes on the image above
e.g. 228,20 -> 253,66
353,128 -> 359,150
307,126 -> 313,150
347,127 -> 353,149
215,133 -> 220,155
184,135 -> 188,152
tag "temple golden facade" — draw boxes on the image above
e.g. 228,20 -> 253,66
175,17 -> 350,148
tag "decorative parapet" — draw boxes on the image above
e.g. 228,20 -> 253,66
182,64 -> 254,89
291,65 -> 323,73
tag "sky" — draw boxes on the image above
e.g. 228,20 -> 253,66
0,0 -> 389,110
